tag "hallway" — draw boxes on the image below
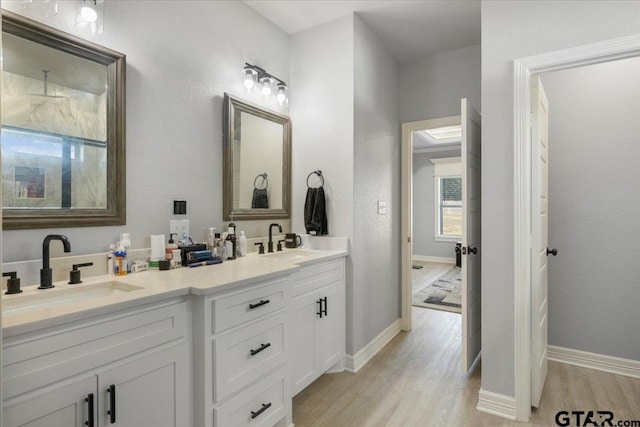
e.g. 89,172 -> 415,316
293,307 -> 640,426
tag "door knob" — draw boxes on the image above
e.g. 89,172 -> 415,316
467,246 -> 477,255
546,248 -> 558,256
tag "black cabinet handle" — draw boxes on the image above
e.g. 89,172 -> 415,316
250,342 -> 271,356
547,247 -> 558,256
317,299 -> 323,318
85,393 -> 94,427
322,296 -> 328,316
467,246 -> 477,255
251,402 -> 272,419
107,384 -> 116,423
249,299 -> 270,309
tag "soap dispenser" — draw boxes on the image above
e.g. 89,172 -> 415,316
225,223 -> 237,260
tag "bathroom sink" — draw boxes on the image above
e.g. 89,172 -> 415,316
263,249 -> 313,261
2,281 -> 144,317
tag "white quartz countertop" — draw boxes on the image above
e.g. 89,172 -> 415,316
2,248 -> 347,337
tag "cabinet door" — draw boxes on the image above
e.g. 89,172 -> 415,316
291,291 -> 320,395
317,282 -> 343,373
98,344 -> 189,427
4,376 -> 96,427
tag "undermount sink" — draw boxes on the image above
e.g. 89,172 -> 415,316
263,249 -> 313,261
2,281 -> 144,317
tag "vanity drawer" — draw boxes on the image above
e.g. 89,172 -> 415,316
213,312 -> 287,402
212,277 -> 288,333
2,298 -> 188,400
292,259 -> 343,297
214,366 -> 287,427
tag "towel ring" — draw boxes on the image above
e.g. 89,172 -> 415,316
254,173 -> 268,190
306,170 -> 324,188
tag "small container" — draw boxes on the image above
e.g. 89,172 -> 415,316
172,249 -> 182,268
159,260 -> 171,271
114,245 -> 127,276
238,231 -> 247,257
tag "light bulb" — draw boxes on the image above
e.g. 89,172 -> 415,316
80,5 -> 97,22
276,85 -> 287,104
242,67 -> 257,90
260,77 -> 273,96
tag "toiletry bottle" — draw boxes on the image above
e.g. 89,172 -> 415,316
114,243 -> 127,276
238,231 -> 247,257
225,223 -> 237,260
166,233 -> 178,260
207,228 -> 217,251
120,233 -> 132,273
214,232 -> 225,261
107,244 -> 115,276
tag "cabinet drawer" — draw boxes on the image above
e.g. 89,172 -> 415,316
292,259 -> 343,297
212,277 -> 288,333
214,366 -> 287,427
213,312 -> 287,402
2,298 -> 188,400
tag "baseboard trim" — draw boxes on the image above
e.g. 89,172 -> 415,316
476,388 -> 516,420
548,345 -> 640,379
344,319 -> 401,373
412,255 -> 456,264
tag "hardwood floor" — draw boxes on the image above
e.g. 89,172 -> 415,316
292,307 -> 640,426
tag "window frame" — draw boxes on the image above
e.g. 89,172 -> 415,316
434,174 -> 462,241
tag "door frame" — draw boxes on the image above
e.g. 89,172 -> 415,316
401,115 -> 461,331
512,34 -> 640,422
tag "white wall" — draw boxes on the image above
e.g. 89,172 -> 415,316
2,0 -> 290,261
289,16 -> 354,239
542,57 -> 640,361
413,150 -> 461,258
482,0 -> 640,397
400,44 -> 480,123
352,15 -> 401,354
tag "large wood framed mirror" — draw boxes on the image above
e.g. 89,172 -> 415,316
1,11 -> 126,229
223,93 -> 291,220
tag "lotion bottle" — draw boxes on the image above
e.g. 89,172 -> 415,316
238,231 -> 247,257
225,223 -> 237,260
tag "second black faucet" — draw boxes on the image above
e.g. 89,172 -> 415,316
268,223 -> 282,253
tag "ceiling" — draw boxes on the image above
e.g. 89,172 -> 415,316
244,0 -> 481,64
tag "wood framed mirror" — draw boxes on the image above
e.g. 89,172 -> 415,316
223,93 -> 291,220
1,11 -> 126,229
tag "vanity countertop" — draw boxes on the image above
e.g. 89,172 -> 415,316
2,248 -> 347,338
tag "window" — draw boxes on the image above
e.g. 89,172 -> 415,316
436,176 -> 462,238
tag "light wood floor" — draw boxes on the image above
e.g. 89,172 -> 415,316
293,307 -> 640,426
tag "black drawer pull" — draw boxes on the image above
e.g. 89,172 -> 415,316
317,299 -> 323,318
85,393 -> 94,427
250,342 -> 271,356
251,402 -> 272,419
322,296 -> 328,316
107,384 -> 116,423
249,299 -> 270,309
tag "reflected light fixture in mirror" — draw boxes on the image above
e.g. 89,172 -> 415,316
242,63 -> 289,105
76,0 -> 104,34
22,0 -> 58,18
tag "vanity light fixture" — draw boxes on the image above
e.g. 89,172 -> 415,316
76,0 -> 104,34
242,63 -> 289,105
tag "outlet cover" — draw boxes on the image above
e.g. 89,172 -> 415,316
170,219 -> 190,237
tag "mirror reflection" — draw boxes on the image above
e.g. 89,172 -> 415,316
1,11 -> 126,229
223,93 -> 291,220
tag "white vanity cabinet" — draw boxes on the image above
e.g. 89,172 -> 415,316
290,258 -> 345,396
192,274 -> 292,427
2,298 -> 191,427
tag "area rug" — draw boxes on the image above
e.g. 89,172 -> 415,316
412,264 -> 462,313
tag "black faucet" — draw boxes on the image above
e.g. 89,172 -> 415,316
39,234 -> 71,289
268,223 -> 282,253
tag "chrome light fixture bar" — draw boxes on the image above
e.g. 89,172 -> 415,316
242,63 -> 289,105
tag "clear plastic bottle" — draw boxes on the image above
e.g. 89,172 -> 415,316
207,227 -> 216,251
238,231 -> 247,257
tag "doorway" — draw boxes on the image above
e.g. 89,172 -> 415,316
401,99 -> 482,374
513,35 -> 640,422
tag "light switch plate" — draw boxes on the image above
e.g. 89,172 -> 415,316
377,200 -> 387,215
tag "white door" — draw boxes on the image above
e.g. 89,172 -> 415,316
461,98 -> 482,373
317,282 -> 343,373
290,291 -> 319,395
531,76 -> 550,407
